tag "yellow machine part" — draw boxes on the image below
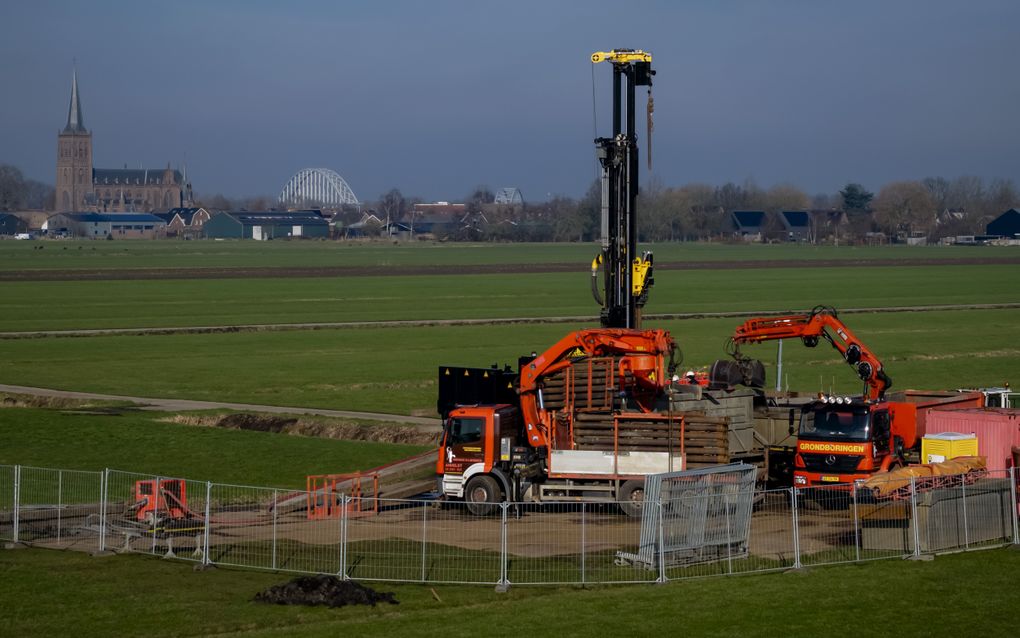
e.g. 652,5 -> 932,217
591,50 -> 652,64
631,255 -> 652,296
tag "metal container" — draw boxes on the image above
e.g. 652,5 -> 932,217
926,408 -> 1020,471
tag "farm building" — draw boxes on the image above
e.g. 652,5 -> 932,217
46,212 -> 167,238
204,210 -> 329,240
731,210 -> 766,241
779,211 -> 810,241
986,208 -> 1020,239
154,207 -> 214,237
0,213 -> 28,236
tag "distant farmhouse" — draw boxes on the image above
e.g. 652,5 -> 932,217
204,210 -> 329,240
153,207 -> 213,238
55,69 -> 192,213
47,212 -> 167,239
986,208 -> 1020,239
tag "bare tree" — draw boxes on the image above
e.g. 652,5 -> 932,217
873,181 -> 936,237
0,164 -> 27,211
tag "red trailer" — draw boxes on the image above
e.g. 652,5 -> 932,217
926,408 -> 1020,472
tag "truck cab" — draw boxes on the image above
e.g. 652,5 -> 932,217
793,399 -> 888,486
437,404 -> 522,513
793,390 -> 985,487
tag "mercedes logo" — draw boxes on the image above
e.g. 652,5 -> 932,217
825,455 -> 837,466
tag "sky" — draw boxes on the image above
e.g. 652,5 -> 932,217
1,0 -> 1018,203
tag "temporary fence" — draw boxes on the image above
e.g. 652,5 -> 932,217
1,464 -> 1017,588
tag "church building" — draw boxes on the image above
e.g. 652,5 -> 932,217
55,70 -> 192,212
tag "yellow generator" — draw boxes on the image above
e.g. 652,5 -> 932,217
921,432 -> 978,464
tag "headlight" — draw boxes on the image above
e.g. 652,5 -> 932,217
794,475 -> 807,485
844,396 -> 852,404
836,397 -> 845,405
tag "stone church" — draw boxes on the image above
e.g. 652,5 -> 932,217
55,70 -> 193,212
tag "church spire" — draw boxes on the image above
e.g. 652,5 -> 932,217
63,67 -> 86,134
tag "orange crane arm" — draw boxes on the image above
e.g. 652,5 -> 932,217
731,306 -> 891,400
517,328 -> 676,447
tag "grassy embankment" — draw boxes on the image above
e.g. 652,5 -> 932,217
0,546 -> 1017,638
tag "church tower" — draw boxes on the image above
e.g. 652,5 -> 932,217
55,69 -> 93,211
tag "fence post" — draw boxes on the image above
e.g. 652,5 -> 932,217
725,495 -> 733,575
657,501 -> 667,583
1011,466 -> 1019,546
99,468 -> 108,553
791,488 -> 802,569
272,489 -> 279,571
12,465 -> 20,545
57,469 -> 63,545
852,482 -> 861,562
580,503 -> 586,586
202,481 -> 212,566
495,502 -> 509,592
339,494 -> 349,580
960,475 -> 969,550
909,475 -> 922,558
420,502 -> 428,583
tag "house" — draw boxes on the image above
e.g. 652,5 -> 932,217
203,210 -> 329,240
154,207 -> 213,237
731,210 -> 766,241
0,213 -> 28,236
46,212 -> 167,238
986,208 -> 1020,239
779,211 -> 810,242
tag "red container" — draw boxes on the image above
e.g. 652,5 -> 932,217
926,408 -> 1020,472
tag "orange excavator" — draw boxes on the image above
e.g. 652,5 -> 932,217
435,50 -> 685,515
716,306 -> 982,487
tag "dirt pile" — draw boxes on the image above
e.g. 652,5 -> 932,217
159,412 -> 435,445
254,575 -> 398,608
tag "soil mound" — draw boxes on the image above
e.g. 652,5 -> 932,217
254,575 -> 398,608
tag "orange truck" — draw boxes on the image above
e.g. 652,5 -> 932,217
793,390 -> 984,487
436,328 -> 684,515
721,306 -> 986,487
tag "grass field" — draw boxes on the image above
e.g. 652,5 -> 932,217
1,241 -> 1018,635
1,263 -> 1017,331
1,546 -> 1017,637
0,407 -> 424,487
0,239 -> 1014,271
1,309 -> 1016,415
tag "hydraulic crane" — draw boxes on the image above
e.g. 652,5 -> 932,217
590,49 -> 656,329
724,305 -> 891,400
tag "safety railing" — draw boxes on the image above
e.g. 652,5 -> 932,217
1,464 -> 1017,588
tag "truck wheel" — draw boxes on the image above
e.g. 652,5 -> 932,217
618,480 -> 646,517
465,475 -> 501,516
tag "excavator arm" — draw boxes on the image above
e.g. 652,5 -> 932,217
727,306 -> 891,400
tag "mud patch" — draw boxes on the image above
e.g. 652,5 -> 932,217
254,575 -> 398,608
159,412 -> 436,445
0,392 -> 121,411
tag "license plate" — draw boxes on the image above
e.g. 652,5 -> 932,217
821,476 -> 840,483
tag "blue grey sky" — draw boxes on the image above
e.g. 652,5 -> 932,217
1,0 -> 1018,202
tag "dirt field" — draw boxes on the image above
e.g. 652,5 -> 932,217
3,256 -> 1018,281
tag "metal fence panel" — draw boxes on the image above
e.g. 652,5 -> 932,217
14,466 -> 102,553
4,462 -> 1016,586
0,465 -> 14,542
795,484 -> 869,566
345,498 -> 500,585
730,489 -> 797,575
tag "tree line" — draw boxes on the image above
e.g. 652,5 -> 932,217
357,176 -> 1017,243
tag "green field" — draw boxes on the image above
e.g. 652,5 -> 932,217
1,546 -> 1017,638
1,264 -> 1017,331
0,309 -> 1015,415
0,407 -> 423,487
0,239 -> 1014,271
